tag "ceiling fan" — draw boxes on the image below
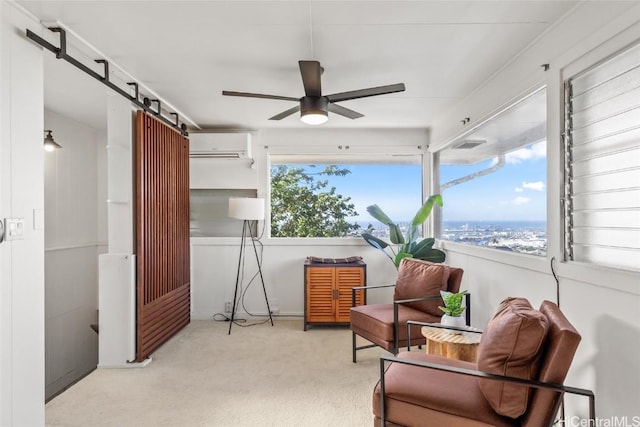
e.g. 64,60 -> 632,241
222,60 -> 405,125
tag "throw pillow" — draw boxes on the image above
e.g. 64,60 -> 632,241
477,297 -> 549,418
394,258 -> 450,316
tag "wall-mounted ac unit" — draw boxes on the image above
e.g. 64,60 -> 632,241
189,132 -> 252,159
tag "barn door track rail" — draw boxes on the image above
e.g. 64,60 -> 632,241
26,26 -> 189,136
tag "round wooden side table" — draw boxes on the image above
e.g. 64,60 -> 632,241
421,326 -> 482,363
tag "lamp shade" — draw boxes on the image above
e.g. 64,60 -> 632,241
228,197 -> 265,220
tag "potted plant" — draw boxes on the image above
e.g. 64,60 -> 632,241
361,194 -> 445,268
439,290 -> 467,331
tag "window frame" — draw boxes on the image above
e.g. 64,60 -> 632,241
433,87 -> 549,259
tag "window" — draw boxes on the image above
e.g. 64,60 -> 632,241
563,42 -> 640,272
436,88 -> 547,256
269,155 -> 423,238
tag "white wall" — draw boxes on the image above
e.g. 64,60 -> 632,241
192,239 -> 397,319
43,108 -> 105,399
0,2 -> 45,425
98,95 -> 136,367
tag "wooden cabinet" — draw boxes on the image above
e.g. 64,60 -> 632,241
304,260 -> 366,330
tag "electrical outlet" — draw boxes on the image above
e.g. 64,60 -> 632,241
270,307 -> 279,316
224,301 -> 232,313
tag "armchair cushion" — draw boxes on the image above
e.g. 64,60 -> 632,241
351,304 -> 442,350
394,259 -> 450,316
477,297 -> 549,418
373,352 -> 517,427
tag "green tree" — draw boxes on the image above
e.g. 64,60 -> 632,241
270,165 -> 360,237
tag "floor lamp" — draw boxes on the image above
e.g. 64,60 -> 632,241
227,197 -> 273,335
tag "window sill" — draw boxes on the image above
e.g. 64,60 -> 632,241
440,241 -> 549,273
191,236 -> 369,246
440,241 -> 640,296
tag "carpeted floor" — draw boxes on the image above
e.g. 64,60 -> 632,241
45,319 -> 388,426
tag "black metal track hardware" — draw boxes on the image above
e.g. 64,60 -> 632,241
95,59 -> 109,82
26,27 -> 189,136
127,82 -> 139,100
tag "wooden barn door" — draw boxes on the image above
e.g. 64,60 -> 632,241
135,111 -> 190,362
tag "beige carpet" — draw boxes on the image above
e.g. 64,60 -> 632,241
46,319 -> 388,427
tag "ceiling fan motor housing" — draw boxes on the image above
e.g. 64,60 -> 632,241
300,96 -> 328,116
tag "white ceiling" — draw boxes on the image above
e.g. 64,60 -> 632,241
18,0 -> 578,131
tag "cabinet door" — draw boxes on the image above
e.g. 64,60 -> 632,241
306,267 -> 335,323
335,267 -> 365,323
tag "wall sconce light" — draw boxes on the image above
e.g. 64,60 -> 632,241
44,130 -> 62,152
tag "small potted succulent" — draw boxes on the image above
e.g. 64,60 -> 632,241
439,290 -> 467,332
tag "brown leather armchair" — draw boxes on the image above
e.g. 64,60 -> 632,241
373,298 -> 595,427
350,258 -> 466,363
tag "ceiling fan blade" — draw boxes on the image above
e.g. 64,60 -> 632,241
326,83 -> 405,103
299,61 -> 322,97
222,90 -> 299,102
269,105 -> 301,120
327,103 -> 364,120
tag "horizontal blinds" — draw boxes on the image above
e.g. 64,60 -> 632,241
566,42 -> 640,271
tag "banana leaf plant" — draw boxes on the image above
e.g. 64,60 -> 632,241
361,194 -> 445,268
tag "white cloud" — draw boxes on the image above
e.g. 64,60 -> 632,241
513,196 -> 531,205
522,181 -> 545,191
505,141 -> 546,164
515,187 -> 523,193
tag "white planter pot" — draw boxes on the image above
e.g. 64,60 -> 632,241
441,314 -> 466,333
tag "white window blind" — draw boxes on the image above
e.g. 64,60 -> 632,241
564,42 -> 640,271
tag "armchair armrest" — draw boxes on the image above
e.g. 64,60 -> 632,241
391,294 -> 472,352
351,283 -> 395,307
397,293 -> 472,327
353,283 -> 395,291
394,295 -> 441,305
391,295 -> 442,352
378,355 -> 595,426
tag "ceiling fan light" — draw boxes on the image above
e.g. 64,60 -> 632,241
300,96 -> 329,125
300,111 -> 328,125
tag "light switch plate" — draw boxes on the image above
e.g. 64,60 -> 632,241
5,218 -> 25,240
33,209 -> 44,230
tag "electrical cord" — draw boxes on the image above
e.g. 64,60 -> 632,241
550,256 -> 565,426
213,313 -> 232,322
551,256 -> 560,308
228,219 -> 272,328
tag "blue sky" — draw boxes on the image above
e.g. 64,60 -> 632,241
297,163 -> 422,223
439,142 -> 547,222
287,141 -> 547,223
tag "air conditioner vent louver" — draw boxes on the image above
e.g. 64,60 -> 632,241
454,139 -> 486,149
189,132 -> 252,159
189,151 -> 241,159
